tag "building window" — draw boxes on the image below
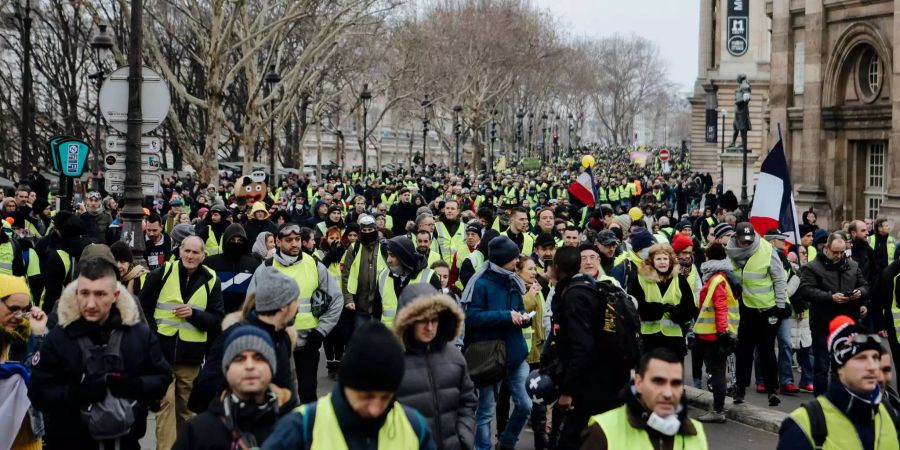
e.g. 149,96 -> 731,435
865,141 -> 886,219
857,48 -> 882,103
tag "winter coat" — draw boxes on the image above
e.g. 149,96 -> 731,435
394,294 -> 476,450
204,223 -> 261,313
139,261 -> 225,365
798,253 -> 869,332
245,219 -> 278,247
463,267 -> 528,367
80,210 -> 112,244
627,265 -> 697,331
173,388 -> 292,450
28,282 -> 172,450
696,259 -> 739,341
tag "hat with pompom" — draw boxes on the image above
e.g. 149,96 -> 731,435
828,315 -> 882,370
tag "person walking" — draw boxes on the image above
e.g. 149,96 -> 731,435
342,214 -> 388,326
777,316 -> 898,449
203,223 -> 259,314
377,235 -> 441,328
393,283 -> 477,450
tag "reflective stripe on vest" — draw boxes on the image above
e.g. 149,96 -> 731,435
436,221 -> 466,264
637,274 -> 683,337
298,393 -> 421,450
891,272 -> 900,343
0,242 -> 14,275
869,235 -> 897,262
589,405 -> 708,450
379,268 -> 434,327
732,239 -> 777,309
153,262 -> 217,342
205,226 -> 223,256
500,231 -> 534,256
347,243 -> 387,295
272,256 -> 320,330
789,397 -> 899,450
693,274 -> 740,335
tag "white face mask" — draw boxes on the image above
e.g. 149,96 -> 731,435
646,411 -> 681,436
638,248 -> 650,260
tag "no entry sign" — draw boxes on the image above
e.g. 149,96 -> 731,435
659,149 -> 670,162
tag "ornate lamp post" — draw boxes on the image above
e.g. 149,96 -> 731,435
515,109 -> 524,161
360,83 -> 372,176
264,64 -> 281,181
89,24 -> 114,176
489,109 -> 497,177
421,95 -> 433,173
15,0 -> 33,181
527,112 -> 534,157
453,105 -> 462,167
540,113 -> 548,164
567,112 -> 574,156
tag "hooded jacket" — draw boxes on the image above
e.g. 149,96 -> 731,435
252,231 -> 273,261
697,259 -> 741,341
245,202 -> 278,245
394,294 -> 477,450
205,223 -> 260,313
29,281 -> 172,450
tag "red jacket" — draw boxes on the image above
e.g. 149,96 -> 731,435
697,272 -> 730,341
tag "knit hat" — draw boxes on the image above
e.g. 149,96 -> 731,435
397,283 -> 439,312
385,236 -> 421,272
628,207 -> 643,223
675,220 -> 693,232
814,229 -> 829,246
488,236 -> 520,267
465,222 -> 483,234
828,316 -> 881,371
713,223 -> 734,240
170,223 -> 196,248
416,206 -> 433,219
671,233 -> 693,254
339,321 -> 405,392
327,205 -> 342,215
222,325 -> 277,374
252,266 -> 300,313
109,241 -> 134,264
629,228 -> 656,252
80,244 -> 117,268
32,197 -> 50,215
799,224 -> 815,239
0,275 -> 30,301
612,214 -> 632,230
170,198 -> 183,207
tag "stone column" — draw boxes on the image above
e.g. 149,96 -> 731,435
769,0 -> 792,154
878,0 -> 900,220
797,0 -> 831,222
697,0 -> 713,78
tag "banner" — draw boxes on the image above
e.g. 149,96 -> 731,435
727,0 -> 749,57
705,109 -> 718,143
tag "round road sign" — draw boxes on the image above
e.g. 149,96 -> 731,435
99,66 -> 171,135
105,155 -> 117,166
659,149 -> 670,162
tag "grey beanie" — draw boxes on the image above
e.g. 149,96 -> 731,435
397,283 -> 439,312
251,266 -> 300,313
170,223 -> 196,248
488,236 -> 520,267
222,325 -> 277,373
416,206 -> 433,219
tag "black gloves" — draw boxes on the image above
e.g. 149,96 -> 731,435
107,373 -> 143,400
773,304 -> 793,320
717,331 -> 738,355
305,329 -> 325,350
75,377 -> 107,406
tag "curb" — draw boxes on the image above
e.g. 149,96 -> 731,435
684,386 -> 787,433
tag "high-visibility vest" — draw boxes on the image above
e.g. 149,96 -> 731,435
378,268 -> 434,327
598,186 -> 608,202
297,393 -> 422,450
435,221 -> 466,264
313,249 -> 342,291
687,264 -> 700,306
890,272 -> 900,342
153,262 -> 217,343
637,273 -> 683,337
608,186 -> 620,202
272,255 -> 320,330
346,243 -> 387,295
693,273 -> 740,335
500,231 -> 534,256
454,248 -> 481,290
732,239 -> 777,309
205,225 -> 224,256
588,405 -> 708,450
788,397 -> 898,450
869,235 -> 897,262
523,290 -> 545,353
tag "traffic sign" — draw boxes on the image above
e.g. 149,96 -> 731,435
106,135 -> 162,153
99,66 -> 171,134
103,152 -> 161,172
48,135 -> 77,172
104,171 -> 160,197
659,148 -> 671,162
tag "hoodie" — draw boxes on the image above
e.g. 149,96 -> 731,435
205,223 -> 260,314
245,202 -> 278,245
726,235 -> 788,309
252,231 -> 274,261
697,258 -> 741,341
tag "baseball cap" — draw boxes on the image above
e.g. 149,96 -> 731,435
595,229 -> 618,246
734,222 -> 757,243
359,214 -> 376,228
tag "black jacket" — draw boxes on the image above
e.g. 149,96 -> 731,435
390,200 -> 418,236
204,223 -> 261,313
552,274 -> 631,415
174,390 -> 290,450
245,218 -> 278,247
189,312 -> 298,414
851,238 -> 877,285
145,233 -> 173,273
140,261 -> 224,365
29,288 -> 171,450
42,234 -> 92,317
80,210 -> 112,244
798,253 -> 869,332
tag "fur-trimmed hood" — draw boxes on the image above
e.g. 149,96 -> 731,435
637,263 -> 674,283
393,294 -> 464,349
56,279 -> 143,328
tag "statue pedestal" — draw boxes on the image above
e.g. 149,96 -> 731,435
720,148 -> 755,198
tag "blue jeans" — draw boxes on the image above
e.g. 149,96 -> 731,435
777,319 -> 814,386
475,360 -> 532,450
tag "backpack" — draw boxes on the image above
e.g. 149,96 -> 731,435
77,329 -> 136,441
564,277 -> 642,370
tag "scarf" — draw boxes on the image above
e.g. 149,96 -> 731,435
273,249 -> 299,267
725,236 -> 759,268
459,261 -> 526,306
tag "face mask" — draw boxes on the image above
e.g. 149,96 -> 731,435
224,241 -> 244,255
361,230 -> 378,245
646,411 -> 681,436
639,248 -> 650,260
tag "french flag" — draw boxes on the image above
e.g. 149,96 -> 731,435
568,168 -> 596,208
749,135 -> 801,245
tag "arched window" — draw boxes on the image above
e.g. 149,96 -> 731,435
857,48 -> 882,102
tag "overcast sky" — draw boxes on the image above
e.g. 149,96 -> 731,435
534,0 -> 700,91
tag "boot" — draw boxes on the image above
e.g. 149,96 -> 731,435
531,404 -> 549,450
733,386 -> 746,404
768,393 -> 781,406
696,410 -> 726,423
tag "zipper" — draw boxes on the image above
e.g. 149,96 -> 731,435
424,350 -> 443,446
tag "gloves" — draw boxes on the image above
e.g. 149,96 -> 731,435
305,329 -> 325,350
773,304 -> 793,320
107,373 -> 143,400
74,377 -> 107,406
717,331 -> 738,355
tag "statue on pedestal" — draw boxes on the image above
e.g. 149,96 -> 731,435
728,74 -> 751,151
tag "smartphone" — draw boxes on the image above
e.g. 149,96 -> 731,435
844,291 -> 855,297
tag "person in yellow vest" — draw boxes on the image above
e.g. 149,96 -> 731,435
315,205 -> 346,241
414,230 -> 443,267
692,243 -> 740,424
377,236 -> 441,328
449,222 -> 482,293
672,233 -> 700,305
139,235 -> 224,450
197,204 -> 229,256
581,348 -> 708,450
265,222 -> 342,404
869,217 -> 896,272
501,207 -> 534,257
777,316 -> 897,450
435,200 -> 466,264
261,321 -> 436,450
726,222 -> 789,406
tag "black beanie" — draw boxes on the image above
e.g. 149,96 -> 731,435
339,321 -> 405,392
489,236 -> 520,267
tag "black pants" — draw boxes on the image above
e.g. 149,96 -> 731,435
736,310 -> 778,394
323,309 -> 355,365
294,341 -> 321,404
691,339 -> 706,385
697,339 -> 727,411
642,333 -> 686,358
554,405 -> 593,450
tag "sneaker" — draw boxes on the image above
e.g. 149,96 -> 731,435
756,383 -> 766,393
781,383 -> 800,394
696,410 -> 727,423
799,384 -> 814,393
768,393 -> 782,406
733,386 -> 746,404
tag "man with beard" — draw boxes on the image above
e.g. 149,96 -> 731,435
197,205 -> 230,256
342,215 -> 387,327
436,200 -> 465,264
415,229 -> 442,267
390,188 -> 417,236
595,230 -> 620,280
502,207 -> 535,257
377,235 -> 441,328
850,219 -> 876,285
205,223 -> 260,314
80,191 -> 112,244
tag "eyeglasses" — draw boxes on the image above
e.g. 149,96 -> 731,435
1,299 -> 33,318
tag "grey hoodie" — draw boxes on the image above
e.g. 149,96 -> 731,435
252,231 -> 273,260
726,235 -> 787,308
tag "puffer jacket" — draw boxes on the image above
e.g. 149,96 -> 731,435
394,294 -> 477,450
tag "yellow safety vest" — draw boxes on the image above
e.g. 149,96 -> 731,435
378,268 -> 434,328
688,264 -> 700,307
298,393 -> 422,450
588,405 -> 708,450
523,290 -> 545,354
205,225 -> 223,256
272,256 -> 320,330
732,239 -> 777,309
889,272 -> 900,343
314,249 -> 342,291
500,231 -> 534,256
435,221 -> 467,264
637,274 -> 683,337
423,250 -> 441,267
153,262 -> 217,343
693,274 -> 740,335
788,397 -> 899,450
346,243 -> 387,295
869,235 -> 897,262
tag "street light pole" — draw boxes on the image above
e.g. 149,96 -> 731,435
265,65 -> 280,182
453,105 -> 462,168
421,95 -> 431,174
360,84 -> 372,176
17,0 -> 33,182
540,113 -> 547,164
90,24 -> 114,178
489,109 -> 497,178
720,109 -> 726,189
515,109 -> 524,161
567,113 -> 574,156
527,112 -> 534,157
123,0 -> 146,266
553,113 -> 560,163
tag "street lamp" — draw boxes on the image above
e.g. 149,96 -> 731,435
421,95 -> 433,173
553,113 -> 560,163
540,113 -> 548,164
453,105 -> 463,167
515,109 -> 524,161
527,112 -> 534,157
264,64 -> 281,181
15,0 -> 33,182
567,113 -> 574,156
489,109 -> 498,178
89,24 -> 114,177
720,109 -> 727,189
360,83 -> 372,176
